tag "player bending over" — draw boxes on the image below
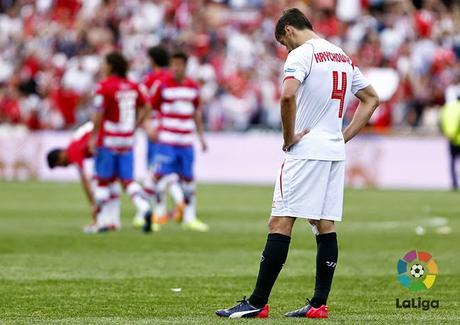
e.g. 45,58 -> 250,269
89,52 -> 152,230
216,8 -> 379,318
145,51 -> 209,232
46,122 -> 121,232
141,46 -> 185,227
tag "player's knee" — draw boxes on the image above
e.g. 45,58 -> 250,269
268,217 -> 294,236
316,220 -> 336,234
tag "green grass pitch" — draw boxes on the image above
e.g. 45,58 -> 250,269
0,182 -> 459,324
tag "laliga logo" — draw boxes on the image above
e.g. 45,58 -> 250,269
397,250 -> 438,291
396,250 -> 439,311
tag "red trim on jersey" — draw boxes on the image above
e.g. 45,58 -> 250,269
160,127 -> 193,134
161,113 -> 194,119
162,98 -> 198,103
283,76 -> 296,82
280,160 -> 285,198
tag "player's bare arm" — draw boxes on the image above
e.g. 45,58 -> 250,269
143,119 -> 157,142
280,78 -> 309,152
136,104 -> 150,129
193,109 -> 208,152
343,85 -> 380,143
78,168 -> 97,223
89,110 -> 103,155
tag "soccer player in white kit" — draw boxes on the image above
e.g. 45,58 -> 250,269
216,8 -> 380,319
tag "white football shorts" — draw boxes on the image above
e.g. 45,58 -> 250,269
271,158 -> 345,221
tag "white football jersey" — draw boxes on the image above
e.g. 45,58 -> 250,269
283,38 -> 370,161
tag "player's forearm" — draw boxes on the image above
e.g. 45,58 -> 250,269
280,95 -> 297,144
91,112 -> 103,139
343,101 -> 378,143
136,105 -> 150,128
80,171 -> 94,205
193,110 -> 205,137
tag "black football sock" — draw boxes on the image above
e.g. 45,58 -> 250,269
310,232 -> 338,308
248,233 -> 291,308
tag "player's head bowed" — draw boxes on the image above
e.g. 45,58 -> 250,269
275,8 -> 314,51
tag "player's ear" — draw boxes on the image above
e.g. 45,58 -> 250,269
284,25 -> 293,37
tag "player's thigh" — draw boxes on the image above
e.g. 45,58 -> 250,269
153,143 -> 176,177
177,146 -> 194,181
320,160 -> 345,222
272,159 -> 331,219
117,150 -> 134,182
95,147 -> 115,181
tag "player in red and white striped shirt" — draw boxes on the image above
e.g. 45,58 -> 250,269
141,46 -> 185,228
147,51 -> 209,232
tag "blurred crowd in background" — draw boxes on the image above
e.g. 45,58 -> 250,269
0,0 -> 459,132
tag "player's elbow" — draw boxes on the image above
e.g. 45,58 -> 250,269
370,93 -> 380,110
280,92 -> 296,105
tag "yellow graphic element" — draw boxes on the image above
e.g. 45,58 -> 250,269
423,274 -> 436,289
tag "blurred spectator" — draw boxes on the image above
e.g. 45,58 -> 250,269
0,0 -> 458,132
440,96 -> 460,190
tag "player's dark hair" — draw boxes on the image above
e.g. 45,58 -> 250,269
148,46 -> 170,67
47,149 -> 63,169
106,52 -> 128,78
275,8 -> 313,42
171,51 -> 188,64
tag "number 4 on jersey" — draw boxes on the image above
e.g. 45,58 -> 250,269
331,71 -> 347,118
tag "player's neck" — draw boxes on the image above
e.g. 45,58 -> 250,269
175,76 -> 185,83
296,30 -> 320,46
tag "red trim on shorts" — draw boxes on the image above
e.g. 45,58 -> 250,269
280,160 -> 285,198
283,76 -> 295,82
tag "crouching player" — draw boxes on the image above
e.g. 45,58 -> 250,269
46,122 -> 121,232
89,52 -> 152,229
146,51 -> 209,232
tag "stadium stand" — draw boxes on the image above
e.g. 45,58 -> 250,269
0,0 -> 459,132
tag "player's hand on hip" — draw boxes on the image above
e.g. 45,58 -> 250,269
147,128 -> 158,142
283,129 -> 309,152
88,137 -> 97,155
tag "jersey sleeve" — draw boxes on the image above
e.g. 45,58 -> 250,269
351,66 -> 371,94
150,83 -> 163,111
283,44 -> 313,83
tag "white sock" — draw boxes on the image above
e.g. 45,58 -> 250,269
169,180 -> 184,205
143,173 -> 156,202
154,176 -> 169,218
94,185 -> 110,227
182,182 -> 196,224
108,182 -> 121,227
126,182 -> 150,216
